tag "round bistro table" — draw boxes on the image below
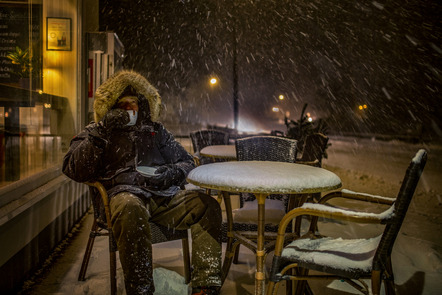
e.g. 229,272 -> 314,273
199,145 -> 237,161
187,161 -> 342,295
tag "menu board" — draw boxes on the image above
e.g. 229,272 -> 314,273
0,4 -> 42,84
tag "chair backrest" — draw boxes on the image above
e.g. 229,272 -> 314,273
235,135 -> 298,163
373,149 -> 427,271
190,129 -> 230,154
235,136 -> 298,209
298,133 -> 329,165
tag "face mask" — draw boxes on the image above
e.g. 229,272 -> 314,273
126,110 -> 138,126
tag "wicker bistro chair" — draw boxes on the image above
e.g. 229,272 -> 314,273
267,149 -> 427,295
189,129 -> 230,166
296,133 -> 329,167
78,182 -> 191,295
221,136 -> 298,263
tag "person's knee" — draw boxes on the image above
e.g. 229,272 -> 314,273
111,192 -> 150,224
191,192 -> 222,243
203,192 -> 221,209
198,192 -> 222,222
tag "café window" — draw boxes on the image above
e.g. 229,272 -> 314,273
0,1 -> 75,188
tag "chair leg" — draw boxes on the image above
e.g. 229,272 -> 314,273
182,237 -> 191,284
266,280 -> 277,295
304,282 -> 314,295
109,234 -> 117,295
286,268 -> 293,295
384,258 -> 396,295
78,220 -> 98,281
371,270 -> 382,295
294,268 -> 309,295
221,240 -> 237,284
233,244 -> 240,264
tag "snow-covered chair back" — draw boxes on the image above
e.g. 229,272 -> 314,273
235,135 -> 298,208
267,149 -> 427,295
190,129 -> 230,165
190,129 -> 229,153
235,135 -> 298,163
221,136 -> 298,264
373,148 -> 427,272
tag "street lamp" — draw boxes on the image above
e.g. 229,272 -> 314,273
210,77 -> 217,85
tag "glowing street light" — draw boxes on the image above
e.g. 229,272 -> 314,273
210,77 -> 217,85
278,94 -> 284,100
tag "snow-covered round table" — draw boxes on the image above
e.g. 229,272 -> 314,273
200,144 -> 237,161
187,161 -> 342,295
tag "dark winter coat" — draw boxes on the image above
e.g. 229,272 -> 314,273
62,70 -> 195,199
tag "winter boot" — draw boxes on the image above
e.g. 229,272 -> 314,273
191,286 -> 221,295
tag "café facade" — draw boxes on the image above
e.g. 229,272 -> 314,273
0,0 -> 121,292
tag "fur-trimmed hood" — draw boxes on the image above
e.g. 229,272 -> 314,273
93,70 -> 162,123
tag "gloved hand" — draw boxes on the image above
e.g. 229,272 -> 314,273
89,109 -> 130,147
99,108 -> 130,132
147,165 -> 185,190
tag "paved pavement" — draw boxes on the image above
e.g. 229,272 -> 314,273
23,137 -> 442,294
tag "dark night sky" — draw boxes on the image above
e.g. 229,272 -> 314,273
99,0 -> 441,138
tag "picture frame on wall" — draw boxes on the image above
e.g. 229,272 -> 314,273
47,17 -> 71,51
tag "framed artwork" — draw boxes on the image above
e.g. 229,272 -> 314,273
47,17 -> 71,51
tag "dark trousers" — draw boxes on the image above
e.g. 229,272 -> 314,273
110,190 -> 222,295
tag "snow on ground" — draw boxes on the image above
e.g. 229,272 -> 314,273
22,136 -> 442,295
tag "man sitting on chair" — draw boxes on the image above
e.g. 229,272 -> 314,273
63,70 -> 222,295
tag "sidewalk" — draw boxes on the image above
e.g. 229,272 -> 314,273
23,186 -> 442,295
23,205 -> 289,295
22,138 -> 442,294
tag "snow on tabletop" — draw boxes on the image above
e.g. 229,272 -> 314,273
341,188 -> 396,202
187,161 -> 342,194
301,202 -> 395,220
200,145 -> 236,158
281,235 -> 382,272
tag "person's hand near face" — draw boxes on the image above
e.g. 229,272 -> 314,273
115,96 -> 139,126
100,96 -> 139,132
